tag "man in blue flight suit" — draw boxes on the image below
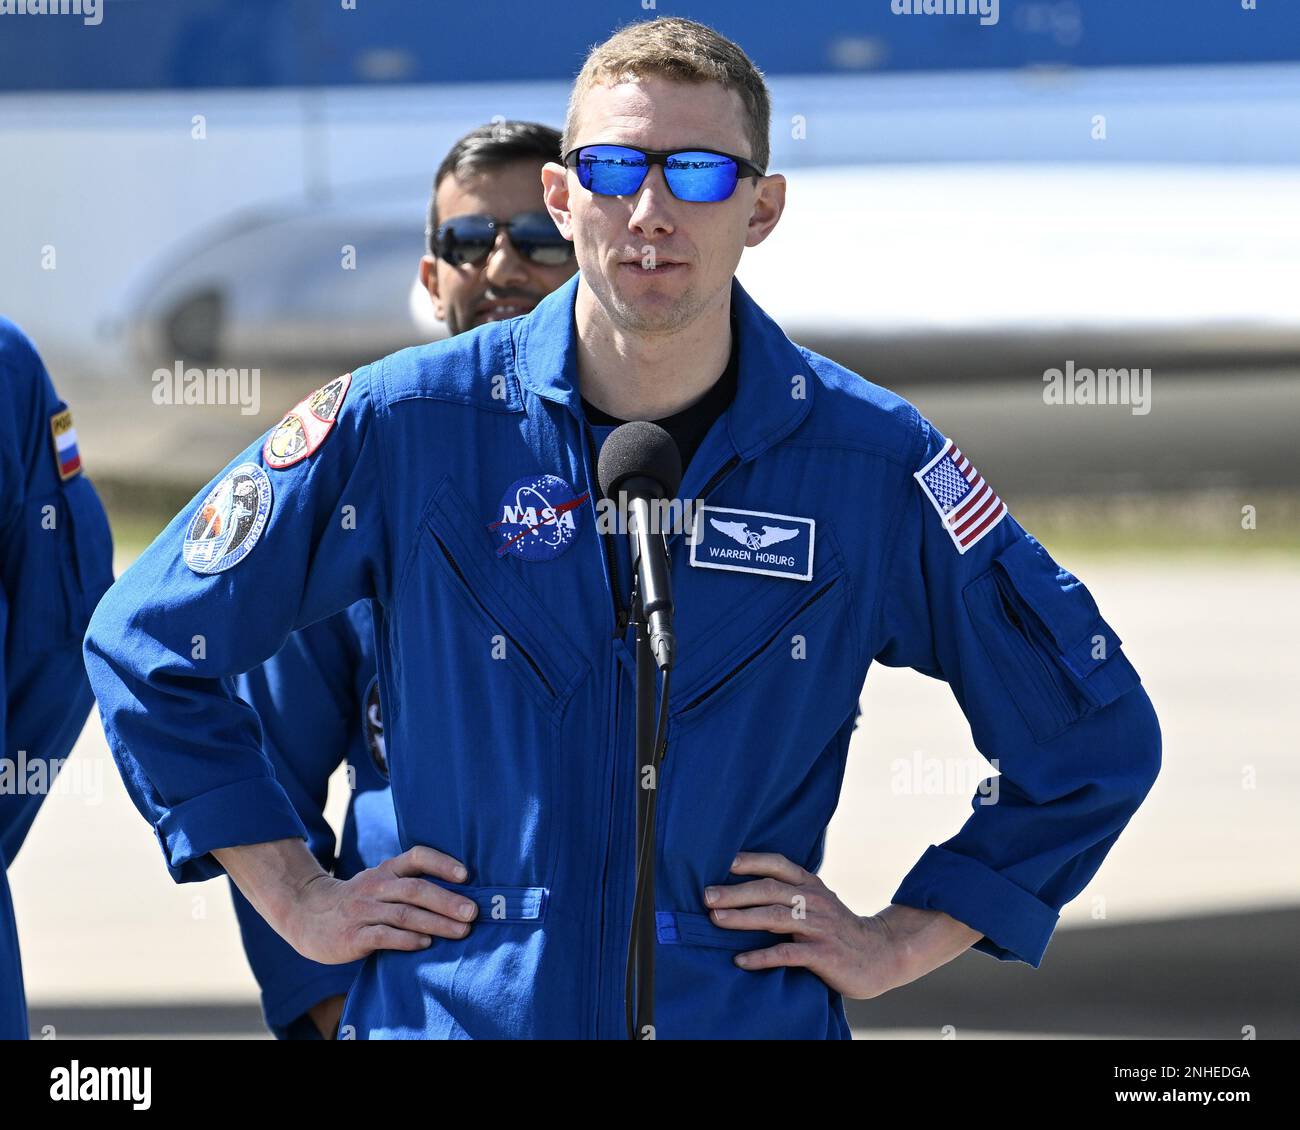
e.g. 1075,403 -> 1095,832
1,318 -> 115,1039
85,17 -> 1160,1040
230,120 -> 578,1040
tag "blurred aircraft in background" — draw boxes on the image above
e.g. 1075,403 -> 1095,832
1,1 -> 1296,386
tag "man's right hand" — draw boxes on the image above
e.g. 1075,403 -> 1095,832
288,846 -> 480,963
215,839 -> 478,965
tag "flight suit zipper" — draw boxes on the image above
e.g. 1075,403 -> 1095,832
583,424 -> 628,637
589,448 -> 742,1037
995,584 -> 1077,726
695,455 -> 741,503
598,649 -> 625,1037
582,419 -> 629,1039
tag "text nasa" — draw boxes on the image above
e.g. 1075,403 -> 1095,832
50,1062 -> 151,1110
503,496 -> 703,538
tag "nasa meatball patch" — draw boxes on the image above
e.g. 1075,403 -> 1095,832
182,463 -> 273,574
264,372 -> 352,469
487,474 -> 589,562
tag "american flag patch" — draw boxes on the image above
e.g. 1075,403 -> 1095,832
914,438 -> 1007,554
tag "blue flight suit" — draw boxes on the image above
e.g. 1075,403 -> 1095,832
1,318 -> 114,1039
229,599 -> 399,1039
84,271 -> 1161,1039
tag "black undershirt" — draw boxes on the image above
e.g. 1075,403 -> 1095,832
580,317 -> 739,473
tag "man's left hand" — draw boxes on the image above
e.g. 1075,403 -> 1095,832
704,851 -> 980,1000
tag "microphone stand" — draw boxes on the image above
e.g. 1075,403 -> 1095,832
625,577 -> 671,1040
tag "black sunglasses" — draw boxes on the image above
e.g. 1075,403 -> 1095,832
563,144 -> 765,202
433,210 -> 574,267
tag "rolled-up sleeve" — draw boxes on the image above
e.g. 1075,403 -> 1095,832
84,365 -> 391,883
230,611 -> 367,1035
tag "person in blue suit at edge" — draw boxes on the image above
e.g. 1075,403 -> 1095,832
1,319 -> 115,1040
228,120 -> 580,1039
85,17 -> 1161,1040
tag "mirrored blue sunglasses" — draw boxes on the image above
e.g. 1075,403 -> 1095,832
563,144 -> 765,203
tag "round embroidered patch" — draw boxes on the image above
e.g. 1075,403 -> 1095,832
266,413 -> 309,465
264,372 -> 352,470
182,463 -> 273,574
306,373 -> 350,421
487,474 -> 589,562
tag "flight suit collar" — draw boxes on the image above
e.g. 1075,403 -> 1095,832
512,269 -> 815,467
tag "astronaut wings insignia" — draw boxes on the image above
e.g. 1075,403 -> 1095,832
711,519 -> 800,551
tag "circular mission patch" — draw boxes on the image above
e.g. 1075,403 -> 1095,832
182,462 -> 273,574
487,473 -> 589,562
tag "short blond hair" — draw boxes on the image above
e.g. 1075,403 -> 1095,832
561,16 -> 771,172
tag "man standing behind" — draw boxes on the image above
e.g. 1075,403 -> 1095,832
0,319 -> 114,1039
228,121 -> 578,1039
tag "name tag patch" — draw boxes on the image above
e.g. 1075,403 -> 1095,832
689,505 -> 815,581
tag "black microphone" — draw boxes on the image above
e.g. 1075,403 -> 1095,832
598,421 -> 683,671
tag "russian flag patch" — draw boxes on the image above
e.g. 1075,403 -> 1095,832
914,438 -> 1006,554
49,409 -> 82,481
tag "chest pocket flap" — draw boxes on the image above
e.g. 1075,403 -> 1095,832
670,532 -> 849,720
420,475 -> 588,705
